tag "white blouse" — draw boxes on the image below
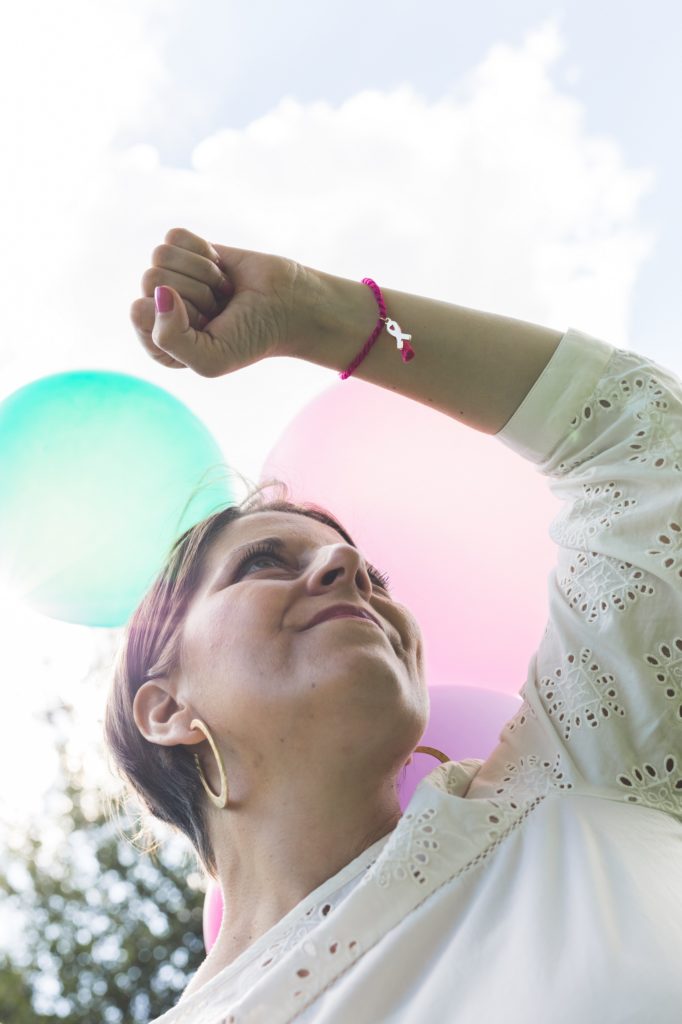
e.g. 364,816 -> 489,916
149,328 -> 682,1023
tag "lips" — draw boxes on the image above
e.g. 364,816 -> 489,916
304,603 -> 382,631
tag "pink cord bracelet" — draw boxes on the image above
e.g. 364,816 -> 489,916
339,278 -> 415,380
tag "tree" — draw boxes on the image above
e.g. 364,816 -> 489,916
0,701 -> 208,1022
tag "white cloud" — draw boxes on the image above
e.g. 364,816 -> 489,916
1,14 -> 658,460
0,10 -> 662,835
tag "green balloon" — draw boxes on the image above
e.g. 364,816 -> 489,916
0,371 -> 236,627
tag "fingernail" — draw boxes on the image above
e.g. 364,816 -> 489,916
217,277 -> 232,296
155,286 -> 174,313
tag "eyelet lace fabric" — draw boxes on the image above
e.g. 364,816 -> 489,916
149,330 -> 682,1024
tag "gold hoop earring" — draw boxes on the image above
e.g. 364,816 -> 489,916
190,718 -> 229,809
413,745 -> 451,764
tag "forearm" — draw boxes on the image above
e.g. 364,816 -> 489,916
287,266 -> 564,436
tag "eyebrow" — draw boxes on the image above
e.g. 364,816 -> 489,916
215,535 -> 389,589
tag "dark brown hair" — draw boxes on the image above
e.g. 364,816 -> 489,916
102,476 -> 364,881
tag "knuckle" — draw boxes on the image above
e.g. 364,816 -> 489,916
185,297 -> 202,321
141,267 -> 161,294
151,242 -> 170,264
165,226 -> 186,247
129,297 -> 148,324
203,281 -> 221,306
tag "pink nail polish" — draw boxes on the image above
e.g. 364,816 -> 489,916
155,286 -> 174,313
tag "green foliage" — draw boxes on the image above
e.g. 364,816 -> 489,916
0,702 -> 208,1022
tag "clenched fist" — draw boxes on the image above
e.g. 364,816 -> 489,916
130,227 -> 309,378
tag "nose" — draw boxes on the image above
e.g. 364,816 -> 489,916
314,545 -> 373,593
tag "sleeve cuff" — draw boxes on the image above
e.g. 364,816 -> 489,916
494,326 -> 616,464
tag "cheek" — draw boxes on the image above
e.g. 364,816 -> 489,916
181,601 -> 233,678
183,594 -> 279,679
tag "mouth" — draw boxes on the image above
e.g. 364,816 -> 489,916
314,613 -> 381,627
304,604 -> 383,631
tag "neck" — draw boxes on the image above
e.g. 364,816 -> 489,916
192,776 -> 403,991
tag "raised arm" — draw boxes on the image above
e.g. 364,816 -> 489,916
286,267 -> 564,436
135,228 -> 563,437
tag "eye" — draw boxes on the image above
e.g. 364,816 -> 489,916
234,541 -> 282,579
368,565 -> 392,592
234,541 -> 391,593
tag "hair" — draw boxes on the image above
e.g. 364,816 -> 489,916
102,474 -> 365,881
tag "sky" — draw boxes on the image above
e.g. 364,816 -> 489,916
1,0 -> 681,954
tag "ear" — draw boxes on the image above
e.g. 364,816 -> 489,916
132,679 -> 201,747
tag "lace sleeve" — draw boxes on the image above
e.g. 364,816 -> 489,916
468,329 -> 682,822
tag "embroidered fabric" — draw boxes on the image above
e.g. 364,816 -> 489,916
148,329 -> 682,1024
171,831 -> 394,1009
469,338 -> 682,822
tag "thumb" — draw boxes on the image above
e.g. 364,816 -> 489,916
153,285 -> 195,364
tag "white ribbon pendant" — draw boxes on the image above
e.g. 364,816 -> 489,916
384,317 -> 413,352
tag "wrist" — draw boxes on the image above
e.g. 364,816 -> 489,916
283,264 -> 380,372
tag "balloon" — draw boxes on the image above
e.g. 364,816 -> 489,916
259,374 -> 563,696
201,684 -> 522,952
203,881 -> 224,955
0,371 -> 235,627
399,683 -> 522,807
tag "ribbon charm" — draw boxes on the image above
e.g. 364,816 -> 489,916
384,317 -> 415,363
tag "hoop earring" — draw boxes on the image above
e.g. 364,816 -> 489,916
190,718 -> 229,809
413,745 -> 451,764
189,722 -> 452,812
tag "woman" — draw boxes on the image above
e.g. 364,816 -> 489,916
105,227 -> 682,1022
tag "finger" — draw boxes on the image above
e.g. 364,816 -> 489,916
133,292 -> 207,335
151,239 -> 231,299
151,284 -> 220,377
141,263 -> 230,323
163,226 -> 223,268
130,296 -> 189,369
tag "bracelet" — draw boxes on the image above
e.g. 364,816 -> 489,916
339,278 -> 415,380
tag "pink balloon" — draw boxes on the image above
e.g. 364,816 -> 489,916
399,683 -> 521,808
259,375 -> 562,695
203,880 -> 224,954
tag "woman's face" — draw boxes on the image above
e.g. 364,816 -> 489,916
174,510 -> 429,790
